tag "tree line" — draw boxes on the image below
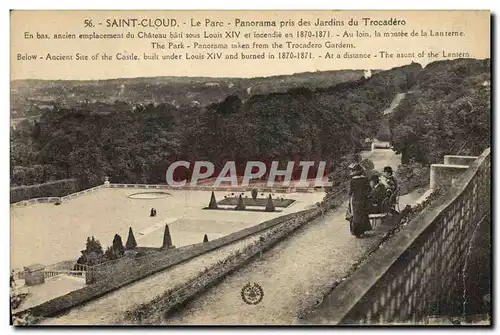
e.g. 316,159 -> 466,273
11,63 -> 421,188
390,59 -> 490,165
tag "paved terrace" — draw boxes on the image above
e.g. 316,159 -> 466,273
12,275 -> 86,314
11,187 -> 323,270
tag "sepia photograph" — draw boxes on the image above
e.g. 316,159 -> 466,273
8,9 -> 491,326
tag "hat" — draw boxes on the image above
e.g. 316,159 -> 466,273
348,163 -> 364,176
383,166 -> 393,174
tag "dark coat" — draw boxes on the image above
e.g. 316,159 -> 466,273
348,175 -> 372,236
369,183 -> 387,214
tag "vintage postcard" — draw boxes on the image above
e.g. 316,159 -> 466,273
9,10 -> 491,326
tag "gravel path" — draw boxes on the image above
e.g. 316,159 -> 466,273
163,191 -> 420,325
158,148 -> 412,325
39,231 -> 269,325
162,202 -> 381,325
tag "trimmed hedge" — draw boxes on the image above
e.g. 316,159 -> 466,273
10,179 -> 81,204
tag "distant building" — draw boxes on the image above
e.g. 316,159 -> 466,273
364,69 -> 372,79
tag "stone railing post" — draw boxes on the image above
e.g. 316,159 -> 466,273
104,176 -> 110,188
443,155 -> 479,166
429,164 -> 469,190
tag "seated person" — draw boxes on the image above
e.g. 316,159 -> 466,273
369,175 -> 387,214
381,166 -> 398,194
381,166 -> 399,211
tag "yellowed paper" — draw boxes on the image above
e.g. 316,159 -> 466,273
10,10 -> 491,326
11,10 -> 489,79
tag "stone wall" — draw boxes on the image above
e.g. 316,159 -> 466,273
59,185 -> 104,202
304,148 -> 491,324
444,155 -> 479,166
10,196 -> 62,207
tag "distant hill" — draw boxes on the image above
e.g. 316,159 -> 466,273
10,63 -> 416,188
10,70 -> 377,119
10,59 -> 490,191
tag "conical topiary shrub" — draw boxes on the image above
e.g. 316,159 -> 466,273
208,191 -> 218,209
235,194 -> 246,210
125,227 -> 137,250
162,224 -> 173,249
265,194 -> 275,212
203,234 -> 209,243
112,234 -> 125,257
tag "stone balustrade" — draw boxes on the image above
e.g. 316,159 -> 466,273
304,148 -> 491,324
10,185 -> 105,207
107,183 -> 323,193
11,180 -> 325,208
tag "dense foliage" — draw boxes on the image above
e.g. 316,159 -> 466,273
10,64 -> 419,187
390,59 -> 490,165
75,233 -> 127,267
75,236 -> 105,267
395,163 -> 430,195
